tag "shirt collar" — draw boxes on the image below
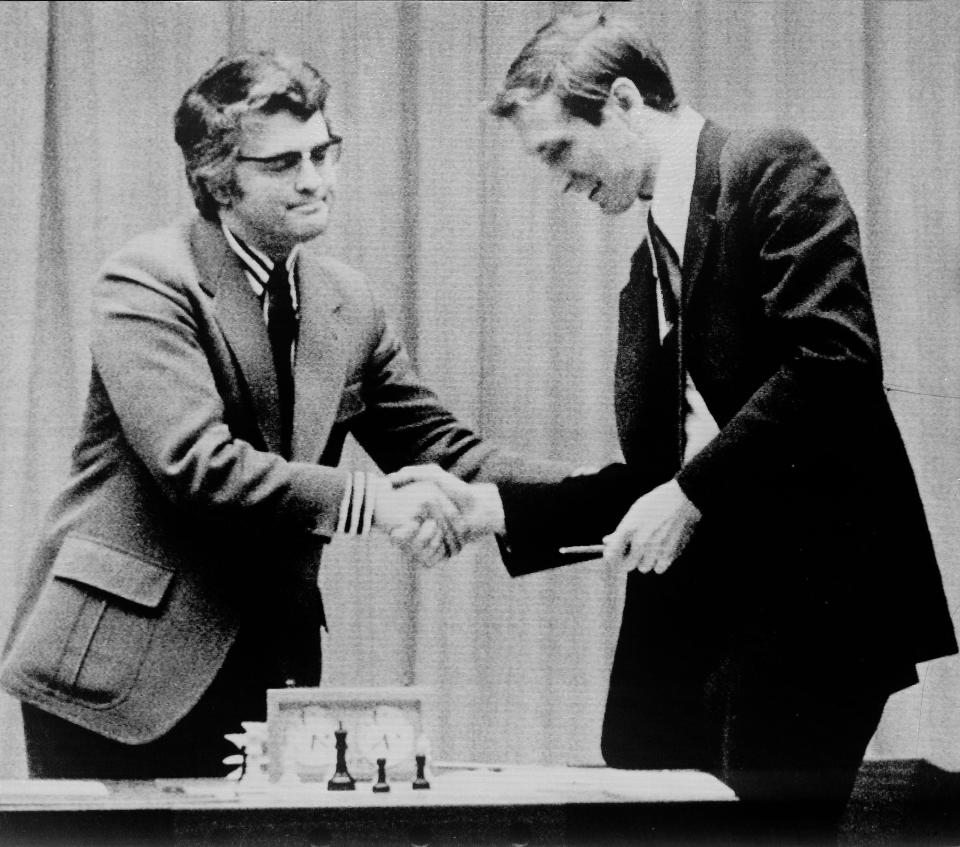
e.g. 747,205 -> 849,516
221,223 -> 300,307
649,105 -> 705,266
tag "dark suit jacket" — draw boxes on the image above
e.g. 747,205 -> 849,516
497,122 -> 957,767
0,214 -> 566,744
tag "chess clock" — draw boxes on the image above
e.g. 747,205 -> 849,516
267,687 -> 433,783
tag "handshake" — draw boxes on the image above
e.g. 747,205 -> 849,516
370,465 -> 505,567
368,464 -> 703,575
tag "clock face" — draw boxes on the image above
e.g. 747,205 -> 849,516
355,706 -> 417,771
293,711 -> 339,764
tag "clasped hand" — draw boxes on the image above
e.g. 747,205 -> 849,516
371,466 -> 503,567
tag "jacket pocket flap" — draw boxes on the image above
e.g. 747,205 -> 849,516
51,536 -> 174,609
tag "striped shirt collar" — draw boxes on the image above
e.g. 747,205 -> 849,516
221,223 -> 300,310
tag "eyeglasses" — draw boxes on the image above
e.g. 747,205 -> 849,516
236,135 -> 343,176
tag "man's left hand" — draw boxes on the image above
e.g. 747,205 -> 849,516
602,479 -> 701,574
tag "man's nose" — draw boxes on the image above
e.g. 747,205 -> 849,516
294,156 -> 326,192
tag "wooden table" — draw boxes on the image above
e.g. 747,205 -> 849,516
0,765 -> 738,846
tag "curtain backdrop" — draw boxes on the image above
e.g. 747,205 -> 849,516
2,0 -> 958,778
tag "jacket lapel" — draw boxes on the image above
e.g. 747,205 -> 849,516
681,120 -> 729,310
615,241 -> 672,469
290,251 -> 348,463
193,219 -> 285,454
194,221 -> 349,463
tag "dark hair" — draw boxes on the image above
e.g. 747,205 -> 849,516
174,51 -> 331,220
489,12 -> 678,125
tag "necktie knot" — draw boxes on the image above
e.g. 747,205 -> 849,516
266,260 -> 292,305
266,261 -> 296,336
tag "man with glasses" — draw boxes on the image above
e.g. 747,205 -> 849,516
1,50 -> 564,779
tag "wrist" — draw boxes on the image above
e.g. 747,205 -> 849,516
369,475 -> 394,530
671,477 -> 701,522
474,483 -> 505,535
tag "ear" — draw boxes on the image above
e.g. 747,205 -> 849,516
608,77 -> 644,114
206,176 -> 234,209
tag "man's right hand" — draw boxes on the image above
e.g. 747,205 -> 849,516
372,478 -> 465,567
388,465 -> 506,555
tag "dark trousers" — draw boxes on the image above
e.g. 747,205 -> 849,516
603,565 -> 899,846
709,655 -> 890,845
22,625 -> 301,780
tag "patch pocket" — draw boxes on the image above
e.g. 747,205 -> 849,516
9,536 -> 174,707
335,382 -> 366,423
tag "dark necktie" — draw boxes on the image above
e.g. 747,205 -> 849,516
648,215 -> 687,467
648,215 -> 680,329
265,261 -> 296,457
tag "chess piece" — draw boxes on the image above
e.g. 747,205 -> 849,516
373,757 -> 391,793
412,754 -> 430,790
327,722 -> 356,791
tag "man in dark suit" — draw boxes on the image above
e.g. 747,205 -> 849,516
0,50 -> 565,780
393,12 -> 957,843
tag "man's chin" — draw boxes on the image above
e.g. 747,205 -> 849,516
289,210 -> 329,240
597,196 -> 635,216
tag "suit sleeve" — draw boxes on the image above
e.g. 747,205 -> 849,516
495,463 -> 651,576
676,129 -> 884,513
92,249 -> 350,537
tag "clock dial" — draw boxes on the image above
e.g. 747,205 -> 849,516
291,710 -> 339,779
355,706 -> 416,770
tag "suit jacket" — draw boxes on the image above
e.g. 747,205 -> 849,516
1,214 -> 566,744
497,122 -> 957,766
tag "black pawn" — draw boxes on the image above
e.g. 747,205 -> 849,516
373,757 -> 390,793
412,754 -> 430,790
327,723 -> 356,791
